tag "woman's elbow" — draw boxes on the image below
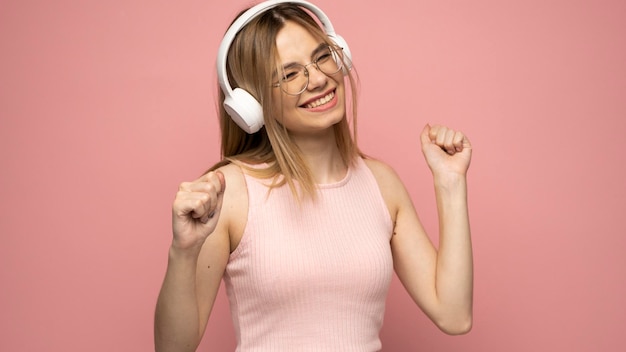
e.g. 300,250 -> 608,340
436,314 -> 473,335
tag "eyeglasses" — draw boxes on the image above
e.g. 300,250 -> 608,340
272,45 -> 344,95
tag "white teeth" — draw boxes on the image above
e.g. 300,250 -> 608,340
305,91 -> 335,109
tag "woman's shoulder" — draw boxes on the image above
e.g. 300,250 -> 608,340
213,163 -> 248,250
361,156 -> 411,217
215,161 -> 244,179
214,162 -> 253,207
362,156 -> 403,186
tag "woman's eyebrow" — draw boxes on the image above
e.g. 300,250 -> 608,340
278,43 -> 328,70
310,42 -> 329,57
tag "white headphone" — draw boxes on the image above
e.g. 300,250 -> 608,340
216,0 -> 352,134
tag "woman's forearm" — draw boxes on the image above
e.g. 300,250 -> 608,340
154,247 -> 203,352
433,174 -> 473,333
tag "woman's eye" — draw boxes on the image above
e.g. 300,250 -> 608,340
316,53 -> 332,62
282,70 -> 300,81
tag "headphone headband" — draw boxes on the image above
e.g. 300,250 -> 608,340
216,0 -> 351,133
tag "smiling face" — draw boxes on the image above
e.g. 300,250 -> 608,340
272,21 -> 346,137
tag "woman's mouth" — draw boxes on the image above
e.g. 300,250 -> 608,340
302,90 -> 335,109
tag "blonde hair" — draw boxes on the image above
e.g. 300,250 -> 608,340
209,4 -> 362,200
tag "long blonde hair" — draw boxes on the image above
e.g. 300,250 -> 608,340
209,3 -> 362,199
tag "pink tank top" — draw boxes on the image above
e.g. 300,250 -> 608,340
224,157 -> 394,351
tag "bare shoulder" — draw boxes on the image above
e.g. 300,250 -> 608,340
214,162 -> 248,252
362,157 -> 410,219
363,157 -> 398,179
215,162 -> 246,192
362,157 -> 406,192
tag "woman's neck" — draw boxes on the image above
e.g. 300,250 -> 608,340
292,131 -> 347,184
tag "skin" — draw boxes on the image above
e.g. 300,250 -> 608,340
271,21 -> 349,183
155,20 -> 472,352
272,22 -> 346,137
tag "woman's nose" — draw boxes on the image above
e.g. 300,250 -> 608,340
305,64 -> 327,90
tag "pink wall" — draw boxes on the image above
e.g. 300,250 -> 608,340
1,0 -> 625,351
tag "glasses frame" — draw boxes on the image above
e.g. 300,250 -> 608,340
272,45 -> 344,96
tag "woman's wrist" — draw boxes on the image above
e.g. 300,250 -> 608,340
168,243 -> 202,264
433,172 -> 467,192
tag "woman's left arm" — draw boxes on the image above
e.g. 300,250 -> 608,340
383,124 -> 473,335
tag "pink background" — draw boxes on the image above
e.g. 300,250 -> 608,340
1,0 -> 625,351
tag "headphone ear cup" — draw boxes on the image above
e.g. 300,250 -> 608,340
329,34 -> 352,73
223,88 -> 264,134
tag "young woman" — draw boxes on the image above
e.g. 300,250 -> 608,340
155,2 -> 473,351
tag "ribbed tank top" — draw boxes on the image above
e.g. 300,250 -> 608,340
224,157 -> 394,351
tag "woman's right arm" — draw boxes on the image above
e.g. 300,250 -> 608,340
154,168 -> 232,352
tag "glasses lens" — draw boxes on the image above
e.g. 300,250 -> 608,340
279,66 -> 307,95
276,46 -> 345,95
317,46 -> 343,76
